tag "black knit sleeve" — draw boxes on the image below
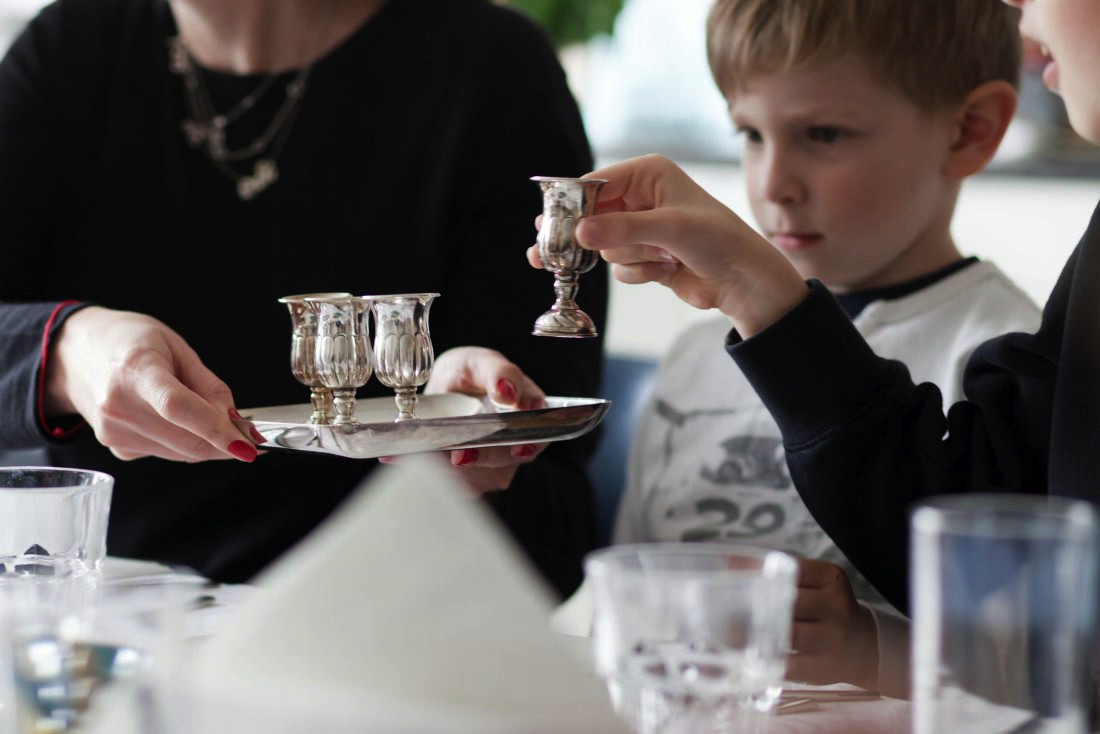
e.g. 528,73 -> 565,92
729,257 -> 1067,613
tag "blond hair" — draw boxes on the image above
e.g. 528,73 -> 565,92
706,0 -> 1021,111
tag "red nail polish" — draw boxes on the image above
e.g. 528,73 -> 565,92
227,440 -> 257,463
249,426 -> 268,444
456,449 -> 480,466
496,379 -> 517,403
228,408 -> 243,421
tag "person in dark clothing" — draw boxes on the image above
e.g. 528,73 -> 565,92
531,0 -> 1099,616
0,0 -> 606,599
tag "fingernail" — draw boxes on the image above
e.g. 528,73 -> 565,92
656,248 -> 679,263
248,426 -> 268,444
496,379 -> 517,403
455,449 -> 479,466
228,408 -> 243,420
513,444 -> 538,459
227,440 -> 257,463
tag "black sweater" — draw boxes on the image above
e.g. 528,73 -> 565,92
0,0 -> 606,598
729,202 -> 1100,615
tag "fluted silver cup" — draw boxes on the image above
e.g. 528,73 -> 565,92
363,293 -> 438,422
305,295 -> 372,425
531,176 -> 607,338
277,292 -> 351,424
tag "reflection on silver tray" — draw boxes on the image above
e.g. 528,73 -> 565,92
242,394 -> 610,459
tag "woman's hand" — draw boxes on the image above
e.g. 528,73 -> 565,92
43,306 -> 263,463
403,346 -> 546,495
787,558 -> 879,691
529,154 -> 808,337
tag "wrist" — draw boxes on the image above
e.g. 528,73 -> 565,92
42,305 -> 99,418
721,266 -> 810,337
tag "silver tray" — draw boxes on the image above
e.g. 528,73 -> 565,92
243,394 -> 610,459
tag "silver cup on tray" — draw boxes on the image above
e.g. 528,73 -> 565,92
277,292 -> 352,424
362,293 -> 439,422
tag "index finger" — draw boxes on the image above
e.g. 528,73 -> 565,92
583,154 -> 688,213
131,359 -> 256,462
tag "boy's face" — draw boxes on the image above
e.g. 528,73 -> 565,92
1007,0 -> 1100,142
728,55 -> 961,293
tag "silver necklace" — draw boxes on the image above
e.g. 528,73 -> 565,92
167,36 -> 312,200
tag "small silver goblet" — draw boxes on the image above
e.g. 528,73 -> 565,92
305,295 -> 373,425
362,293 -> 438,422
531,176 -> 607,338
277,292 -> 351,424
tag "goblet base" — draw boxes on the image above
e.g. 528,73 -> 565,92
532,307 -> 598,338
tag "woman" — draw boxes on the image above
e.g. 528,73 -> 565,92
0,0 -> 606,598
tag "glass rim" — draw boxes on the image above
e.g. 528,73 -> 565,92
277,292 -> 352,303
529,175 -> 609,185
584,541 -> 797,579
359,292 -> 440,302
0,466 -> 114,489
912,493 -> 1097,538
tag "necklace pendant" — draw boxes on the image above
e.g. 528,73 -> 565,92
206,127 -> 228,161
237,159 -> 279,200
180,119 -> 207,148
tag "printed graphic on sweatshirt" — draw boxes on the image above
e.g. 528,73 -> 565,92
640,397 -> 888,605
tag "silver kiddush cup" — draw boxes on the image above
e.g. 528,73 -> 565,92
305,295 -> 373,425
363,293 -> 438,422
531,176 -> 607,338
278,292 -> 351,424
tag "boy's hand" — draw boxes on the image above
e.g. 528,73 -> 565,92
530,155 -> 809,337
788,558 -> 879,691
387,346 -> 546,495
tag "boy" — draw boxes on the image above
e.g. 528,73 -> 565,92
554,0 -> 1100,669
609,0 -> 1039,695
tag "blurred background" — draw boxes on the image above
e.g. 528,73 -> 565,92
2,0 -> 1097,358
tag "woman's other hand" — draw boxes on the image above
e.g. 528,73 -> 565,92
43,306 -> 262,463
403,346 -> 547,495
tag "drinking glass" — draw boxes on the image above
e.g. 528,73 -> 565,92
0,467 -> 113,577
912,494 -> 1099,733
363,293 -> 438,422
306,296 -> 372,425
585,543 -> 797,734
0,466 -> 114,732
531,176 -> 606,338
278,292 -> 352,424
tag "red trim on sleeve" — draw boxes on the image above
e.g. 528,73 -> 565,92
37,300 -> 85,439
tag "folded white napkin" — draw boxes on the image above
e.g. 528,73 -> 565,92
176,455 -> 627,734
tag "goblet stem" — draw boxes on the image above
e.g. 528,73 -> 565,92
552,273 -> 580,312
331,388 -> 359,425
307,386 -> 334,425
393,386 -> 419,422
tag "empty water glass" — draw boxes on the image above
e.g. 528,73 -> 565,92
0,466 -> 114,732
911,494 -> 1099,733
585,543 -> 797,734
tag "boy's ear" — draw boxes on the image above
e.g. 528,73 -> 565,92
943,80 -> 1018,179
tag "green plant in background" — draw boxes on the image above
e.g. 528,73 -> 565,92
506,0 -> 626,47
